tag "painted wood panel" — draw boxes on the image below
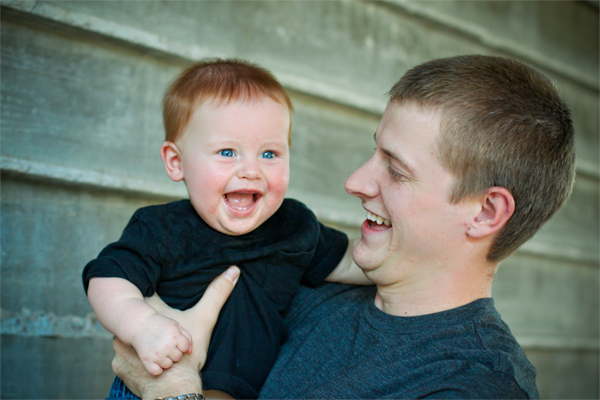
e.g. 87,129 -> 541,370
4,1 -> 598,174
2,16 -> 597,262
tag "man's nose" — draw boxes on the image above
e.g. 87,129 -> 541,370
237,158 -> 261,180
345,156 -> 379,199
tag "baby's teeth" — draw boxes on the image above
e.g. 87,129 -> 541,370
384,220 -> 391,226
376,216 -> 383,225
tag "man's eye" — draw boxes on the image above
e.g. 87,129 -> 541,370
261,151 -> 275,159
219,149 -> 235,157
388,166 -> 404,180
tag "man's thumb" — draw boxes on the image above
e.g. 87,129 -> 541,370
196,266 -> 240,323
223,266 -> 240,285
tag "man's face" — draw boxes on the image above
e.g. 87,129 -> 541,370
179,98 -> 290,236
345,102 -> 476,285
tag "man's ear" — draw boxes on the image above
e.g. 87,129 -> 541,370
160,141 -> 184,182
467,187 -> 515,239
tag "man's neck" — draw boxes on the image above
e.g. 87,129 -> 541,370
373,261 -> 496,317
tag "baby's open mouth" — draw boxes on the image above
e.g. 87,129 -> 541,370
224,192 -> 260,211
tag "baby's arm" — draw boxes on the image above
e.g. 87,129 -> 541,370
325,238 -> 372,285
87,277 -> 192,375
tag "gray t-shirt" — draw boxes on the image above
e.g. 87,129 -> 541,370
259,283 -> 539,399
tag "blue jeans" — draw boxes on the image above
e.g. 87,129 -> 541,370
107,376 -> 140,400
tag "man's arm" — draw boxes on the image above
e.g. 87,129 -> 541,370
112,266 -> 240,400
325,238 -> 372,285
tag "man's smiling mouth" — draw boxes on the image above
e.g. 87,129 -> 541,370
366,210 -> 391,227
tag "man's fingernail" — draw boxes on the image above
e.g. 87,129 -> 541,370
224,266 -> 240,282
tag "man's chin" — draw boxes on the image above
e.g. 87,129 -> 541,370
352,245 -> 385,275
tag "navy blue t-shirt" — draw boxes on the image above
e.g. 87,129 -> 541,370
83,199 -> 349,399
260,283 -> 539,399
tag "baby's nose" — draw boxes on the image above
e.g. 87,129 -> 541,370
237,159 -> 261,180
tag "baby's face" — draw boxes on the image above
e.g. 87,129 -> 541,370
178,98 -> 290,235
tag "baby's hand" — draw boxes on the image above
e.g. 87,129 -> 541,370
131,314 -> 193,376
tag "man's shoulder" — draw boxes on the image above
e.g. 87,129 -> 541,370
410,363 -> 534,399
467,303 -> 535,371
423,300 -> 539,399
474,313 -> 539,398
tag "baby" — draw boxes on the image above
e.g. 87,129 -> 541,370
83,59 -> 371,399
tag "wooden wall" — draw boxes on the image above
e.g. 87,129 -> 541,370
1,1 -> 598,398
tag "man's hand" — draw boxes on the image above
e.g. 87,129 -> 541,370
112,266 -> 240,400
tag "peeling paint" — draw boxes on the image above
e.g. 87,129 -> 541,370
1,308 -> 112,339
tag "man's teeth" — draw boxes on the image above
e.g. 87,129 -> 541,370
366,211 -> 391,226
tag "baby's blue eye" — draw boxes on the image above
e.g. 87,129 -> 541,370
219,149 -> 234,157
261,151 -> 275,159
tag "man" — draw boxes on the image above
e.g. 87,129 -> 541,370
112,55 -> 575,399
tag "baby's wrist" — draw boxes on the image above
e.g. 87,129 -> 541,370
130,316 -> 157,347
124,310 -> 159,343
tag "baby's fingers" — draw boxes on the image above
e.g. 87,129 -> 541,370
178,328 -> 193,354
143,360 -> 164,376
156,355 -> 175,370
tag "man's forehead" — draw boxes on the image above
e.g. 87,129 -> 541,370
378,102 -> 442,142
375,102 -> 444,171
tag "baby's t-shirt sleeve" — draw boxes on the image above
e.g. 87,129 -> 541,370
82,211 -> 163,296
302,221 -> 349,287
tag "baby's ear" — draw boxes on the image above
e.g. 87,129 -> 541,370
466,187 -> 515,239
160,141 -> 184,182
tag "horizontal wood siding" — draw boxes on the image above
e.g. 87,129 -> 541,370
1,1 -> 597,398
